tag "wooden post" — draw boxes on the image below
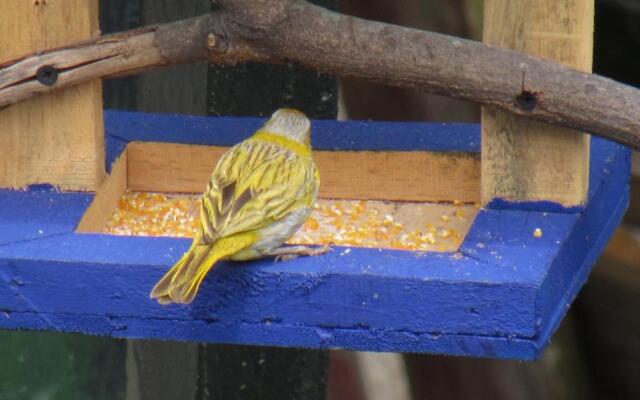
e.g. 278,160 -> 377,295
0,0 -> 104,190
481,0 -> 594,206
114,1 -> 335,398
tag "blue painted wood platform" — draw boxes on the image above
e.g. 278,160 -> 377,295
0,111 -> 630,360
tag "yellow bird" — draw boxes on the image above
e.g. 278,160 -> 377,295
150,108 -> 327,305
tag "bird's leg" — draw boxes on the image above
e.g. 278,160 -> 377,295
267,245 -> 332,262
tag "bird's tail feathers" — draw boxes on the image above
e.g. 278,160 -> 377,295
150,231 -> 256,304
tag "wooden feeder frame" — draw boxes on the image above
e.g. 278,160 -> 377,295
0,0 -> 632,360
0,111 -> 629,360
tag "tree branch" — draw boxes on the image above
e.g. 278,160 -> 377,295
1,0 -> 639,150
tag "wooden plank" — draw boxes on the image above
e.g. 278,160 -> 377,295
0,122 -> 628,362
0,135 -> 628,360
76,150 -> 127,233
125,142 -> 480,202
481,0 -> 593,206
0,0 -> 104,190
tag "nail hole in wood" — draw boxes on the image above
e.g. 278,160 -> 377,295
515,90 -> 539,111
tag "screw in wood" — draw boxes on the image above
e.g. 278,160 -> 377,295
36,65 -> 58,86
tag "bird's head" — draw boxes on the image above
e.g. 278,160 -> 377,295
261,108 -> 311,146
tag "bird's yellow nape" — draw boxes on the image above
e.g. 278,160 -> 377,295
251,130 -> 311,157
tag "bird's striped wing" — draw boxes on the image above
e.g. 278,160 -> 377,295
199,139 -> 317,242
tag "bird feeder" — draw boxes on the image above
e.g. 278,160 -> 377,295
0,0 -> 630,360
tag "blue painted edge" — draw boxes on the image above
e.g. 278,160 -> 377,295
102,110 -> 597,214
103,109 -> 480,170
485,198 -> 582,214
535,140 -> 631,350
0,230 -> 542,360
1,311 -> 538,360
0,111 -> 630,360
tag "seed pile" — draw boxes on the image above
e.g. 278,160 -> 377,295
105,191 -> 478,252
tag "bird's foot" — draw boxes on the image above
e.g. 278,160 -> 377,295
270,244 -> 332,262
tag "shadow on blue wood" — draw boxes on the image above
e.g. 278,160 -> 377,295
0,111 -> 630,360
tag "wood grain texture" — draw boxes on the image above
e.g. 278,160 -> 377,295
0,0 -> 104,190
481,0 -> 593,205
76,150 -> 127,233
0,135 -> 628,360
125,142 -> 480,202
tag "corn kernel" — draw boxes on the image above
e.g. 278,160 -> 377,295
305,218 -> 320,231
105,191 -> 477,253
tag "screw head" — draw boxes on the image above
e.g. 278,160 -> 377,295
36,65 -> 58,86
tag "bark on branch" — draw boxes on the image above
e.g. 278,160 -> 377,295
1,0 -> 639,150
